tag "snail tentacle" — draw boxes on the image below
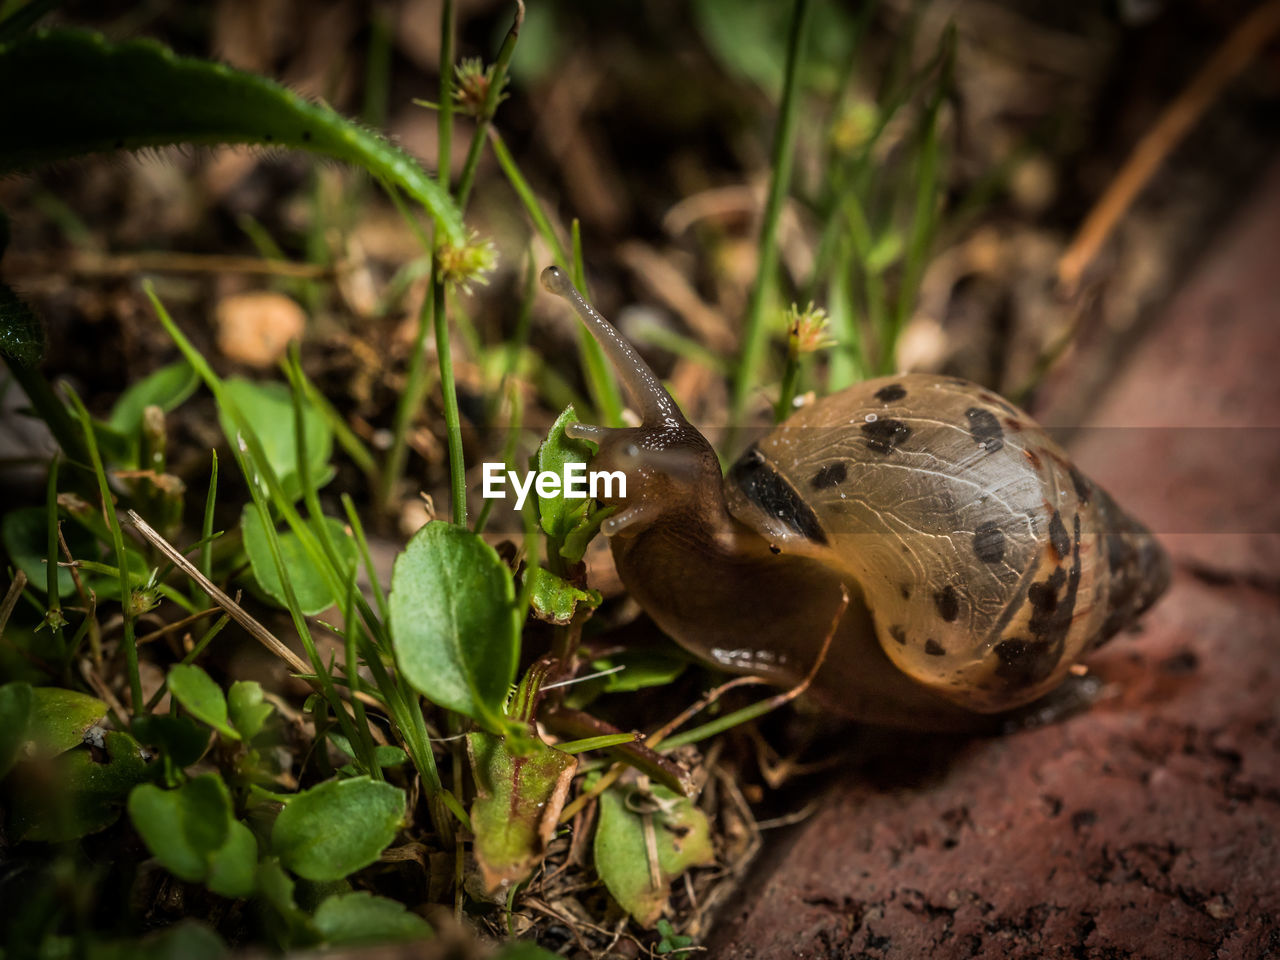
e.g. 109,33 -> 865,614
540,265 -> 684,428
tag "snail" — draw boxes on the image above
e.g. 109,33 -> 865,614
540,266 -> 1171,729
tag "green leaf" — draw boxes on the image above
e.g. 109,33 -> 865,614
312,892 -> 432,945
2,506 -> 95,598
865,231 -> 904,275
656,917 -> 694,955
205,818 -> 259,898
129,921 -> 227,960
533,405 -> 594,544
692,0 -> 854,97
167,664 -> 240,741
131,714 -> 211,768
240,508 -> 356,616
0,30 -> 464,246
526,565 -> 601,625
271,776 -> 405,881
9,730 -> 149,841
467,731 -> 576,897
594,781 -> 716,926
564,646 -> 691,714
107,360 -> 198,436
27,686 -> 106,758
595,651 -> 689,693
227,680 -> 274,741
254,857 -> 313,943
0,680 -> 33,778
559,505 -> 614,566
389,522 -> 520,730
220,378 -> 333,504
373,745 -> 407,768
128,774 -> 236,883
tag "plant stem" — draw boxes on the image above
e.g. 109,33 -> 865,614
774,335 -> 801,422
437,0 -> 454,191
728,0 -> 812,447
194,451 -> 217,607
44,454 -> 66,667
64,386 -> 143,714
887,33 -> 951,373
455,1 -> 524,210
432,269 -> 467,524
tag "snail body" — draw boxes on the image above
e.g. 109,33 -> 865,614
541,267 -> 1170,728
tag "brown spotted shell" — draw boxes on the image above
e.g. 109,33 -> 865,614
723,373 -> 1170,713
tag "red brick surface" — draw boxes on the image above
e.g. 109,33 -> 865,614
707,165 -> 1280,960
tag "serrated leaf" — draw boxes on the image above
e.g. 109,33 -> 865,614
271,776 -> 404,882
467,732 -> 576,897
240,508 -> 356,616
167,664 -> 239,741
0,30 -> 464,246
9,730 -> 149,841
389,522 -> 519,730
27,686 -> 107,757
0,681 -> 33,778
312,892 -> 432,945
526,566 -> 601,625
594,781 -> 715,926
128,774 -> 236,883
220,378 -> 333,504
227,680 -> 273,741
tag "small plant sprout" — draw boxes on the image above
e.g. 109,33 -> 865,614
453,57 -> 509,118
787,302 -> 836,354
437,229 -> 498,295
776,302 -> 835,419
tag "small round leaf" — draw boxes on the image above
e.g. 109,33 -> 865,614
389,522 -> 519,729
313,892 -> 432,945
167,664 -> 239,741
271,777 -> 405,882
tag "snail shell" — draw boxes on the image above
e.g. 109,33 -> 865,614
725,373 -> 1170,714
540,267 -> 1170,727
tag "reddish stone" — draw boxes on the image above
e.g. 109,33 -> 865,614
1059,161 -> 1280,582
710,575 -> 1279,959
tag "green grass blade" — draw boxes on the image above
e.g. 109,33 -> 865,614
64,386 -> 143,713
728,0 -> 813,442
43,453 -> 66,665
489,129 -> 623,426
0,29 -> 464,245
